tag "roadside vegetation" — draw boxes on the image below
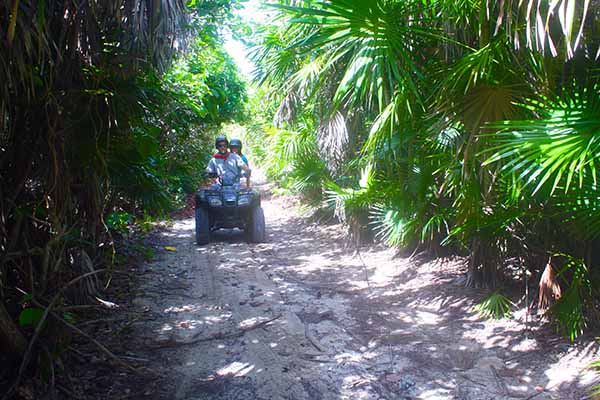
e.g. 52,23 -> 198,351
247,0 -> 600,344
0,0 -> 246,396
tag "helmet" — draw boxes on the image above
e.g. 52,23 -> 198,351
229,138 -> 243,152
215,135 -> 228,149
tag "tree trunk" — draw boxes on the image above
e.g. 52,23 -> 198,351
0,301 -> 27,358
465,239 -> 499,288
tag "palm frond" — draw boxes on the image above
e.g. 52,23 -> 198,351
486,82 -> 600,195
370,204 -> 417,248
473,291 -> 513,319
488,0 -> 595,59
269,0 -> 436,114
546,253 -> 595,341
317,111 -> 349,171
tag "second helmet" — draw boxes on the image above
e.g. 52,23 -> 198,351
229,138 -> 243,152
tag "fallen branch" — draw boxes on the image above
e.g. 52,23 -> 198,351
153,314 -> 282,348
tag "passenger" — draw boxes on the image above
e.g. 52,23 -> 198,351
229,138 -> 251,187
205,135 -> 250,186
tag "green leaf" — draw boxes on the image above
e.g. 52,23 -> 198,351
19,307 -> 45,328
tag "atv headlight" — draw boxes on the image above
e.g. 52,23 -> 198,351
208,197 -> 222,206
238,195 -> 251,206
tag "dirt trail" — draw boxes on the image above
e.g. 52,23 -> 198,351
103,180 -> 598,400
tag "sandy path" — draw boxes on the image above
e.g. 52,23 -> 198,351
114,185 -> 597,400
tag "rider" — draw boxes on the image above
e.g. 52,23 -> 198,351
229,138 -> 251,187
206,135 -> 250,185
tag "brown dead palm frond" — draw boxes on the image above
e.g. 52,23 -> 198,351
538,257 -> 563,311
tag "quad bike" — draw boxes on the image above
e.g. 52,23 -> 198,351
194,174 -> 265,245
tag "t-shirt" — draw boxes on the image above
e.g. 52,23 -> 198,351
206,152 -> 246,183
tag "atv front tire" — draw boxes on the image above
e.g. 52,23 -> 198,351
195,207 -> 210,245
248,206 -> 265,243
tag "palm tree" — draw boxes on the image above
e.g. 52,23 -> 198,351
255,0 -> 599,294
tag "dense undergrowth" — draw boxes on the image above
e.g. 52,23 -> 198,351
0,0 -> 246,397
245,0 -> 600,344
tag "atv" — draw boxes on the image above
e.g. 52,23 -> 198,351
194,174 -> 265,245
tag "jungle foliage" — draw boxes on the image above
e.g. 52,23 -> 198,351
0,0 -> 246,395
250,0 -> 600,340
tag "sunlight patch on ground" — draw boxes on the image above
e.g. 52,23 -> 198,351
160,220 -> 194,238
379,288 -> 404,297
295,253 -> 341,271
510,338 -> 539,352
393,309 -> 441,326
334,351 -> 363,364
205,313 -> 233,324
159,232 -> 190,239
414,310 -> 441,325
544,341 -> 599,388
216,361 -> 255,377
418,388 -> 454,399
164,304 -> 204,313
238,316 -> 273,329
368,262 -> 404,285
175,319 -> 204,330
506,382 -> 532,396
156,309 -> 233,336
157,312 -> 232,333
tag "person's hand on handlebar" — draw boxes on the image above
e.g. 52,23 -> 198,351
203,171 -> 218,186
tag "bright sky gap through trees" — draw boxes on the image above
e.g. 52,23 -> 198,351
224,0 -> 266,79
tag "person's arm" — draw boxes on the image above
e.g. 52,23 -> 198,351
205,159 -> 218,184
206,158 -> 215,174
235,156 -> 250,172
242,156 -> 251,186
